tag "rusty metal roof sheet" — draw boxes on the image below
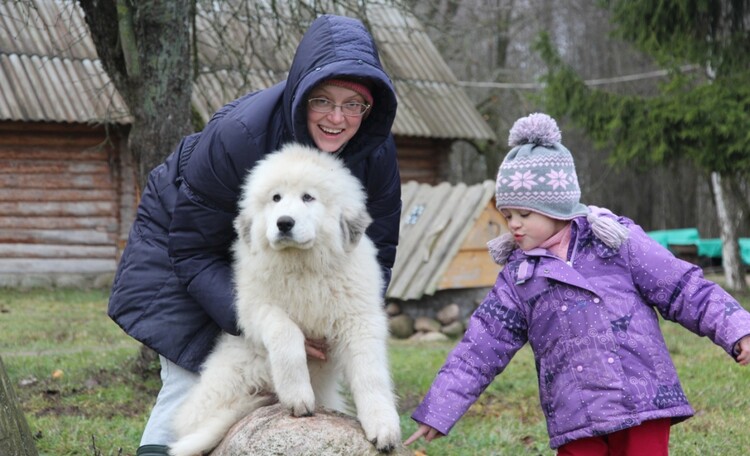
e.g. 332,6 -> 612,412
0,0 -> 495,141
386,179 -> 497,301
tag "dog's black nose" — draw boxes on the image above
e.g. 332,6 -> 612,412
277,216 -> 295,233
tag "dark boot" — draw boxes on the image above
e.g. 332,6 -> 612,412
136,444 -> 170,456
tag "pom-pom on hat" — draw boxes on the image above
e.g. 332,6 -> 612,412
322,79 -> 374,106
495,113 -> 589,220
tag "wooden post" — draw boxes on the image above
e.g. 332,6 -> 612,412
0,356 -> 38,456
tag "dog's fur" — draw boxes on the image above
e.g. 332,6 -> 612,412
168,144 -> 401,456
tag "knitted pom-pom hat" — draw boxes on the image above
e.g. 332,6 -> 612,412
495,112 -> 588,220
488,113 -> 629,265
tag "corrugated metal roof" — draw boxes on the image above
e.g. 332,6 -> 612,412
386,180 -> 497,301
0,1 -> 130,123
0,0 -> 495,141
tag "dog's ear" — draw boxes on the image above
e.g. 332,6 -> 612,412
234,213 -> 252,245
340,209 -> 372,252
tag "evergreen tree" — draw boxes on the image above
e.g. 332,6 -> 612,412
535,0 -> 750,291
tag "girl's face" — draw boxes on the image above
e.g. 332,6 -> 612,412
500,208 -> 568,251
306,84 -> 366,153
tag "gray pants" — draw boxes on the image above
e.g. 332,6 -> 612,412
140,355 -> 199,447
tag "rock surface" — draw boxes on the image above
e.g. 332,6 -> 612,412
210,404 -> 411,456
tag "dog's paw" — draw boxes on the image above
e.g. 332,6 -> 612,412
280,385 -> 316,417
368,426 -> 402,453
361,412 -> 402,453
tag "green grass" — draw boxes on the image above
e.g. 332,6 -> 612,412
1,284 -> 749,455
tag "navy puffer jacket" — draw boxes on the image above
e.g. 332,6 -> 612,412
108,15 -> 401,372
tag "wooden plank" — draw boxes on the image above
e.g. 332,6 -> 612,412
388,182 -> 453,298
0,216 -> 117,230
0,188 -> 116,202
0,160 -> 110,174
399,168 -> 437,184
0,243 -> 116,258
0,134 -> 110,147
0,148 -> 110,161
0,173 -> 114,189
398,181 -> 420,214
0,258 -> 116,273
0,120 -> 106,135
437,250 -> 501,289
0,201 -> 116,216
458,203 -> 506,250
0,229 -> 114,245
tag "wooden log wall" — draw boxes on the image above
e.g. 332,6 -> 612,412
0,122 -> 128,285
395,137 -> 452,184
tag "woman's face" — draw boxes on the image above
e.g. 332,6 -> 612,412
306,84 -> 366,153
500,208 -> 568,251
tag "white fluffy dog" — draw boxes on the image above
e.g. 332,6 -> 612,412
168,144 -> 401,456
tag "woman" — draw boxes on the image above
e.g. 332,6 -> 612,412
108,14 -> 401,456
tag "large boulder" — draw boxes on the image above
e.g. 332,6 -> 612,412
210,404 -> 410,456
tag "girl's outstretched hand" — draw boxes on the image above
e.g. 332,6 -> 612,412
404,423 -> 444,445
737,335 -> 750,366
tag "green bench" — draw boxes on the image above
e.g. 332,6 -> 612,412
646,228 -> 750,266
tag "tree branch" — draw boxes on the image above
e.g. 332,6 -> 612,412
116,0 -> 140,78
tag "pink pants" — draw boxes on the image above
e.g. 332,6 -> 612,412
557,418 -> 671,456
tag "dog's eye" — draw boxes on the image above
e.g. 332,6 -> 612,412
302,193 -> 315,203
272,194 -> 281,202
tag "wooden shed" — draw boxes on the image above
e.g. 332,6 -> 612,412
0,0 -> 495,287
0,122 -> 132,287
387,180 -> 507,301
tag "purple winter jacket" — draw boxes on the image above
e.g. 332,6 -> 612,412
412,211 -> 750,449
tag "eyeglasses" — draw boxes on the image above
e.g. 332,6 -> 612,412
308,98 -> 371,117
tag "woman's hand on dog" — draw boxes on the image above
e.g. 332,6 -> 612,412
305,338 -> 328,361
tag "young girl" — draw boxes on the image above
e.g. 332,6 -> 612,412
404,113 -> 750,455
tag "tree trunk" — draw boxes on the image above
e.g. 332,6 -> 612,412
78,0 -> 195,188
711,172 -> 748,292
0,357 -> 38,456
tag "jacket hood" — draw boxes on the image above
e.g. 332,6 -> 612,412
283,14 -> 398,164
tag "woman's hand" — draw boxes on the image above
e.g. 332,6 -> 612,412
305,337 -> 328,361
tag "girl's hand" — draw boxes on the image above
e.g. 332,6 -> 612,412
404,423 -> 444,445
736,335 -> 750,366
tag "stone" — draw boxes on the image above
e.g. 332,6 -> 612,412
436,303 -> 460,325
388,313 -> 415,339
210,403 -> 411,456
409,331 -> 449,343
440,320 -> 466,338
385,302 -> 401,317
414,316 -> 441,333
